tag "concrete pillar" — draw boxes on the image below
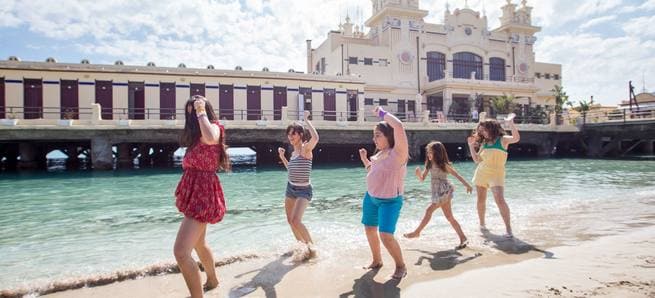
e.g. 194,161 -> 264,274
479,112 -> 487,122
17,142 -> 40,169
422,110 -> 430,124
281,106 -> 288,122
91,103 -> 102,124
644,140 -> 654,155
358,108 -> 366,123
138,144 -> 153,167
65,145 -> 81,169
443,89 -> 453,116
409,142 -> 423,162
117,143 -> 133,168
91,137 -> 113,170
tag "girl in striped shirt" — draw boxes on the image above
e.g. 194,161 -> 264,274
278,110 -> 319,259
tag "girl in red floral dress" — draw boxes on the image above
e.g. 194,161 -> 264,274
174,95 -> 230,298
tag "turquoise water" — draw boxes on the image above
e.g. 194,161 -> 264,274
1,159 -> 654,290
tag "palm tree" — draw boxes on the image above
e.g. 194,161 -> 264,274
491,93 -> 515,116
551,85 -> 571,114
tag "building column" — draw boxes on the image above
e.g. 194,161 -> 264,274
65,145 -> 81,169
645,140 -> 654,155
117,143 -> 133,168
443,89 -> 453,116
91,137 -> 113,170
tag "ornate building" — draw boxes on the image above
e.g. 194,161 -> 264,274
308,0 -> 562,119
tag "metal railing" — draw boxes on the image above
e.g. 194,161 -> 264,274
576,109 -> 655,125
0,106 -> 575,126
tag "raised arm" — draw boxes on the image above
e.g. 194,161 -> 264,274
414,166 -> 429,182
375,106 -> 408,161
303,110 -> 319,152
502,113 -> 520,147
467,136 -> 482,164
278,147 -> 288,169
446,164 -> 473,194
195,98 -> 220,144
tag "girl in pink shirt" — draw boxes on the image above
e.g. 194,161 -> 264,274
358,106 -> 408,280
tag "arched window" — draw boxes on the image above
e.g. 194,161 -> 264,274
426,51 -> 445,81
490,57 -> 506,81
453,52 -> 483,80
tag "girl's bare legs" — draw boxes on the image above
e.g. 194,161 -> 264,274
380,232 -> 406,278
194,225 -> 219,290
174,217 -> 205,298
285,198 -> 304,242
441,197 -> 467,246
364,226 -> 383,268
491,186 -> 512,236
476,186 -> 488,229
289,198 -> 313,244
403,203 -> 439,238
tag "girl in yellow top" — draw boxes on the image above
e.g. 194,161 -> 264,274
467,113 -> 520,238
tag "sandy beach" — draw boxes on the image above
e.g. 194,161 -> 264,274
35,214 -> 654,297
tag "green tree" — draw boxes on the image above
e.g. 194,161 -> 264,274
491,93 -> 515,114
551,85 -> 571,114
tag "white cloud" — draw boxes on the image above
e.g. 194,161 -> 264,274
537,32 -> 655,104
579,15 -> 616,30
1,0 -> 653,104
622,15 -> 655,37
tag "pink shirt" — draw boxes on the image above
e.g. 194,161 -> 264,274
366,148 -> 407,199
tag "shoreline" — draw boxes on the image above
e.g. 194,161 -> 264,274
2,193 -> 653,297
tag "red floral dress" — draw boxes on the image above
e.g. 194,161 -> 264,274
175,121 -> 227,224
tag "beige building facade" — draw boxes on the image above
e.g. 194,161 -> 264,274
0,0 -> 561,124
0,61 -> 365,122
308,0 -> 562,120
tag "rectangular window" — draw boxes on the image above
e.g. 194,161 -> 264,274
545,73 -> 551,79
379,59 -> 388,66
349,57 -> 358,64
365,98 -> 374,105
553,74 -> 560,80
364,58 -> 373,65
379,98 -> 388,106
535,72 -> 541,79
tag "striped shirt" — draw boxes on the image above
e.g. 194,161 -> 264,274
288,154 -> 312,186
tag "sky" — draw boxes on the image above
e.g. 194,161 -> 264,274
1,0 -> 654,106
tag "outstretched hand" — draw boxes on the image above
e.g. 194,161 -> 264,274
505,113 -> 516,123
278,147 -> 285,156
304,110 -> 311,121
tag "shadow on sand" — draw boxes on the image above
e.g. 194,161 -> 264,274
339,267 -> 401,298
229,254 -> 301,298
481,229 -> 555,259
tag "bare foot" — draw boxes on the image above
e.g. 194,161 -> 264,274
203,278 -> 219,291
391,266 -> 407,280
403,231 -> 420,239
455,239 -> 469,250
363,261 -> 383,270
307,244 -> 318,259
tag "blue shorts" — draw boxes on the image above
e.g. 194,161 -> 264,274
361,192 -> 403,234
285,182 -> 313,201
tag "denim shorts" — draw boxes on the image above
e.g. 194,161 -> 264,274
285,182 -> 313,201
361,192 -> 403,234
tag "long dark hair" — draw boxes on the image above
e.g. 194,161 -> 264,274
425,141 -> 450,171
375,121 -> 395,149
473,119 -> 506,144
180,95 -> 231,171
286,122 -> 310,142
